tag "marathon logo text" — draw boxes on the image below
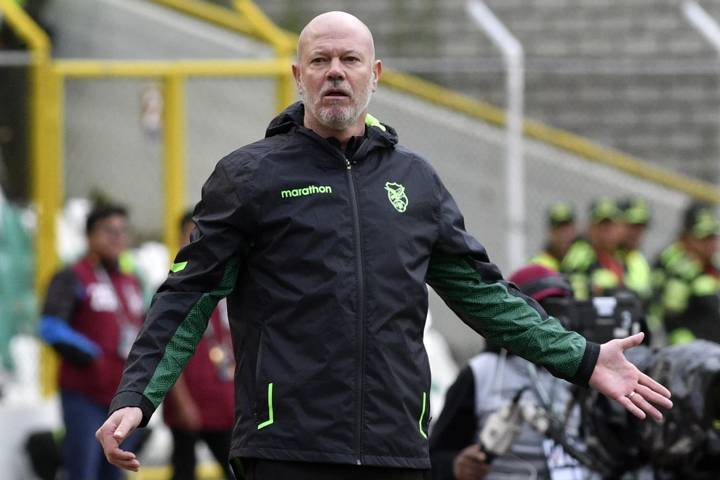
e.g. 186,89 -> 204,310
281,185 -> 333,198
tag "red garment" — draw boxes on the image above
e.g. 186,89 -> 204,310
59,258 -> 145,406
163,308 -> 235,430
597,250 -> 625,284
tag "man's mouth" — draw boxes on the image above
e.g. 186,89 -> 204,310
322,88 -> 351,99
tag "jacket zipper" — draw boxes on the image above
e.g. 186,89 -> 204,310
345,157 -> 366,465
254,330 -> 264,414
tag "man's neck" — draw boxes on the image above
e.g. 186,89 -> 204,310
87,253 -> 119,271
304,116 -> 366,151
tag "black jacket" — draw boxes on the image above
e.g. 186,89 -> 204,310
111,103 -> 599,469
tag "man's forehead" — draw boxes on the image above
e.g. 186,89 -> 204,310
306,42 -> 367,57
298,12 -> 375,58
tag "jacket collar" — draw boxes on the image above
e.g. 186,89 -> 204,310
265,102 -> 399,155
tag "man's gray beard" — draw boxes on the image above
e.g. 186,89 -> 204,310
317,106 -> 356,130
305,81 -> 374,130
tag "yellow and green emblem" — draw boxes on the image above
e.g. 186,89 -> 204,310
384,182 -> 408,213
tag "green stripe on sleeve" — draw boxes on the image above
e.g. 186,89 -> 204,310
427,254 -> 586,380
143,259 -> 239,407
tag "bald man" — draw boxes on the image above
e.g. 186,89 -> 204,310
97,12 -> 671,480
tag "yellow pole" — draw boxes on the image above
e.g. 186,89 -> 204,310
232,0 -> 295,50
162,74 -> 186,258
0,0 -> 61,397
37,71 -> 64,397
0,0 -> 53,290
231,0 -> 296,112
275,47 -> 295,113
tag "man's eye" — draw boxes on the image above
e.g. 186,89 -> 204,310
345,57 -> 359,63
310,58 -> 326,64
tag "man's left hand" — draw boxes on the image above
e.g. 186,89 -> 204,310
589,332 -> 672,421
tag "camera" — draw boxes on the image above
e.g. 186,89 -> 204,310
542,289 -> 644,344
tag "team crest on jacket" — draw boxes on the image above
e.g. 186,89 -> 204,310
384,182 -> 408,213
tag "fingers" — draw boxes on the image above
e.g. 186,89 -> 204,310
95,420 -> 119,451
638,372 -> 672,400
635,383 -> 673,410
617,394 -> 646,420
455,445 -> 490,480
95,409 -> 143,471
619,332 -> 644,350
627,389 -> 663,421
113,413 -> 137,443
102,434 -> 140,471
96,424 -> 138,471
108,450 -> 140,472
465,445 -> 488,464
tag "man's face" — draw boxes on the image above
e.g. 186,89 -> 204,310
590,220 -> 623,252
293,16 -> 381,132
549,223 -> 576,257
623,223 -> 647,250
87,214 -> 129,263
687,235 -> 718,264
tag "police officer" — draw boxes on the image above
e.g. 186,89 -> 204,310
530,202 -> 576,272
618,197 -> 652,303
651,202 -> 720,345
561,198 -> 626,300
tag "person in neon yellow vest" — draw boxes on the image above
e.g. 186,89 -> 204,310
651,202 -> 719,345
530,202 -> 576,272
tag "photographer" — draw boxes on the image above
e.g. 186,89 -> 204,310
430,265 -> 602,480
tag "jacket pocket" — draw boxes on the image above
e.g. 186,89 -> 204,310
256,382 -> 274,430
254,330 -> 274,430
418,391 -> 429,440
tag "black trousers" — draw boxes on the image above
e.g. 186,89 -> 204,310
232,458 -> 431,480
170,428 -> 235,480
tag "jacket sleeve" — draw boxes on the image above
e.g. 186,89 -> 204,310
39,268 -> 101,365
425,172 -> 599,386
110,153 -> 258,426
429,365 -> 478,480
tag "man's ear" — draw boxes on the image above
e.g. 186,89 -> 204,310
372,60 -> 382,91
292,63 -> 303,95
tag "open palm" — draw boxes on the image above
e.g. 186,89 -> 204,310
589,332 -> 672,421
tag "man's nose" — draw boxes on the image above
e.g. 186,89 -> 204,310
325,58 -> 345,81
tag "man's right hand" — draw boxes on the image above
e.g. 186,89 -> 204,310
453,444 -> 491,480
95,406 -> 143,471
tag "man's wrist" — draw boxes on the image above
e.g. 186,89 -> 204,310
110,391 -> 156,428
569,341 -> 601,386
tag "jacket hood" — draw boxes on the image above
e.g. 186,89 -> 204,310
265,101 -> 398,147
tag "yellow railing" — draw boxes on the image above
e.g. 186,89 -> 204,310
146,0 -> 295,112
379,70 -> 720,204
